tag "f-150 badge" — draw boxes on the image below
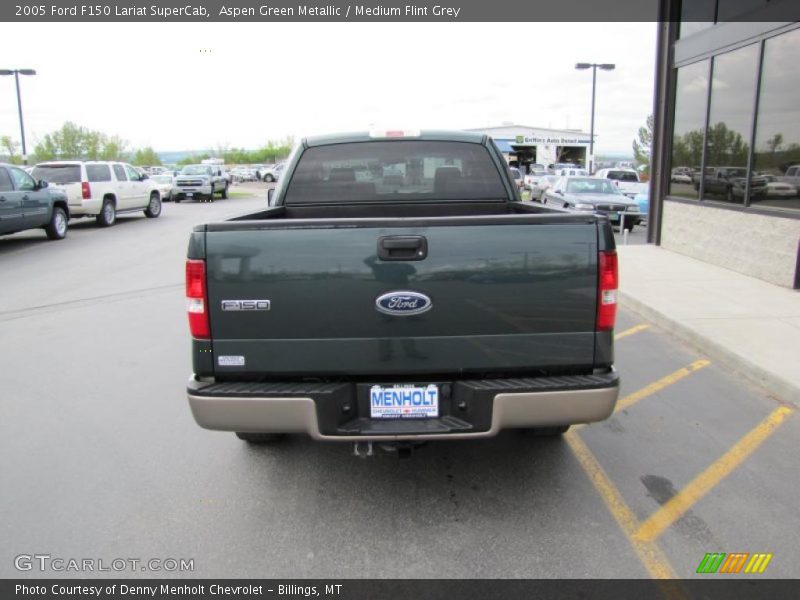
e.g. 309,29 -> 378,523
375,291 -> 432,316
221,300 -> 271,311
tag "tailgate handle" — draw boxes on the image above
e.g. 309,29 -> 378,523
378,236 -> 428,261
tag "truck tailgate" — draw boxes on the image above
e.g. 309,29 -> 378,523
204,220 -> 599,376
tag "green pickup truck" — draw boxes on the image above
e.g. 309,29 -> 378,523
185,131 -> 620,452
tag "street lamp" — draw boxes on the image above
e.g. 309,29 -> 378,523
0,68 -> 36,165
575,62 -> 615,174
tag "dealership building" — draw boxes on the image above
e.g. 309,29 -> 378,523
649,1 -> 800,288
467,125 -> 593,171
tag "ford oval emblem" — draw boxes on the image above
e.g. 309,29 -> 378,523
375,291 -> 432,316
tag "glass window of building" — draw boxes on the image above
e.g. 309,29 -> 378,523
702,43 -> 759,204
752,27 -> 800,213
668,60 -> 709,199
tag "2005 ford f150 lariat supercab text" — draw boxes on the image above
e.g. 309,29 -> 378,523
185,130 -> 620,451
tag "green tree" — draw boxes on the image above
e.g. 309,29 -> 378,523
33,133 -> 59,161
1,135 -> 21,164
30,122 -> 128,161
54,121 -> 89,159
705,122 -> 749,166
132,147 -> 162,166
632,114 -> 654,167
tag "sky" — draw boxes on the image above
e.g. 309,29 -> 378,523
0,22 -> 657,156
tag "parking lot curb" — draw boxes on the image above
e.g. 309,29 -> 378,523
618,291 -> 800,408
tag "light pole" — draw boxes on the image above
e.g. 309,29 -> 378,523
575,63 -> 615,174
0,68 -> 36,165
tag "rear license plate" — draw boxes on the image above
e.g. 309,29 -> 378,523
370,384 -> 439,419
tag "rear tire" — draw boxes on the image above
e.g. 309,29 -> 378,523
144,192 -> 162,218
45,207 -> 68,240
265,174 -> 275,182
235,432 -> 286,444
96,198 -> 116,227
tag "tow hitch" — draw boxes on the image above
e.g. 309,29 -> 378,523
352,441 -> 374,458
353,441 -> 422,459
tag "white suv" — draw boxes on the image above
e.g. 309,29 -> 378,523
31,161 -> 162,227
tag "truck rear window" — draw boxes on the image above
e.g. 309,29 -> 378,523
284,141 -> 507,204
31,164 -> 81,184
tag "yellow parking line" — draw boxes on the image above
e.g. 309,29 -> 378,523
615,324 -> 650,341
565,431 -> 680,584
615,359 -> 711,413
574,360 -> 711,431
634,406 -> 794,543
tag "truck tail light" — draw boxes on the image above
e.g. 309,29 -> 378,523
186,259 -> 210,339
81,182 -> 91,199
597,251 -> 618,331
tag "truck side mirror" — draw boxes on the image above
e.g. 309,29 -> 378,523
267,188 -> 275,206
36,180 -> 49,190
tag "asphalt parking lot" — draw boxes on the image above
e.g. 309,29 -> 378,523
1,189 -> 796,581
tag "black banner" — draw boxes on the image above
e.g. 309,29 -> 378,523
3,0 -> 800,22
5,580 -> 800,600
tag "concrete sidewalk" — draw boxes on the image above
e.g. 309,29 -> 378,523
616,244 -> 800,405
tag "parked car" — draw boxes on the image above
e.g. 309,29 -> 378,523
543,176 -> 642,231
261,163 -> 285,182
151,174 -> 175,201
632,189 -> 650,223
670,168 -> 692,184
595,168 -> 642,198
523,168 -> 549,191
778,165 -> 800,189
31,161 -> 162,227
508,167 -> 524,190
554,167 -> 589,178
547,162 -> 579,174
173,164 -> 230,203
185,130 -> 620,448
231,166 -> 259,183
531,175 -> 560,201
761,175 -> 799,198
696,166 -> 767,203
0,163 -> 70,240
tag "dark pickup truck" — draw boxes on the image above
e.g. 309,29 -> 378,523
185,131 -> 620,450
694,166 -> 767,202
0,163 -> 70,241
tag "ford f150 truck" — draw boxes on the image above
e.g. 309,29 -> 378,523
185,130 -> 620,451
